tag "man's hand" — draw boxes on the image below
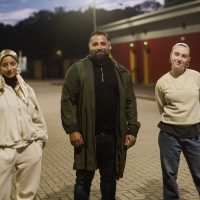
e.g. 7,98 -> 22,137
69,132 -> 84,148
124,135 -> 137,150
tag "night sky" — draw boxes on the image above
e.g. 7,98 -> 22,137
0,0 -> 164,25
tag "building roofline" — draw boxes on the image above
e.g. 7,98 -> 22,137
99,0 -> 200,34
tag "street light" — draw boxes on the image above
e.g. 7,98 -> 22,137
93,0 -> 97,31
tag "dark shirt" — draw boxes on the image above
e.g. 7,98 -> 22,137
3,75 -> 17,89
92,58 -> 119,135
158,121 -> 200,139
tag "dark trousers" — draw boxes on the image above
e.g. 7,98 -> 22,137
158,132 -> 200,200
74,134 -> 116,200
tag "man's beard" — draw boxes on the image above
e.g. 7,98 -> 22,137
91,53 -> 110,64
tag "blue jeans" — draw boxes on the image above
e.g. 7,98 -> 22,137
158,131 -> 200,200
74,134 -> 116,200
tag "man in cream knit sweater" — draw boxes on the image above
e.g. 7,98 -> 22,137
155,43 -> 200,200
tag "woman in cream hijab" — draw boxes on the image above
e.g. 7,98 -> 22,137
0,49 -> 48,200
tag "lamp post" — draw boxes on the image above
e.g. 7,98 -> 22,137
93,0 -> 97,31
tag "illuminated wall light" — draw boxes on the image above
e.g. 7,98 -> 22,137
56,49 -> 62,57
144,41 -> 149,46
109,46 -> 112,50
130,43 -> 134,48
180,36 -> 186,41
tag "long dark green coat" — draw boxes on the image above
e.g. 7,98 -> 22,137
61,56 -> 140,179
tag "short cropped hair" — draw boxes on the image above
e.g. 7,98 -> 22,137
89,30 -> 110,41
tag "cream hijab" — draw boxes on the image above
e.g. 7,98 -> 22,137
0,49 -> 30,104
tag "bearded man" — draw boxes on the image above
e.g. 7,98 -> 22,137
61,30 -> 140,200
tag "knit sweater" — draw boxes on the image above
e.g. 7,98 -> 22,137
155,69 -> 200,126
